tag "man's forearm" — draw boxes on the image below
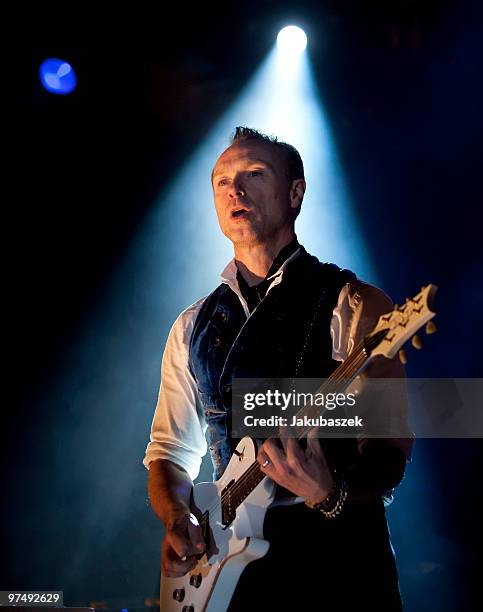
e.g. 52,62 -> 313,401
148,459 -> 194,526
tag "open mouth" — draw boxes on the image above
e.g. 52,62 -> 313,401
231,208 -> 250,218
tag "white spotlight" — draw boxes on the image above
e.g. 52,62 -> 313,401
277,25 -> 307,55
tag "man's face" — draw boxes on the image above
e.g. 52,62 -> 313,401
212,140 -> 298,247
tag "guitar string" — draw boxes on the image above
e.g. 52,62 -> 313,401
198,349 -> 367,529
213,333 -> 380,512
203,336 -> 377,519
215,347 -> 370,508
213,330 -> 386,511
197,334 -> 378,522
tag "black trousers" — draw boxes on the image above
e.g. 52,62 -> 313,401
228,499 -> 403,611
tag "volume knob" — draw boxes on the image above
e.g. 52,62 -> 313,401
189,573 -> 202,588
173,588 -> 185,602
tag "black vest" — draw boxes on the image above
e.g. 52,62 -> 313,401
189,247 -> 356,479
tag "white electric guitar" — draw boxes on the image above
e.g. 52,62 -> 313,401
161,284 -> 438,612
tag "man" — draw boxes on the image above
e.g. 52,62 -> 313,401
144,127 -> 413,610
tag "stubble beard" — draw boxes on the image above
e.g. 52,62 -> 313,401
224,220 -> 266,249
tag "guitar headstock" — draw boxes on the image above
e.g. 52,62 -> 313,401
366,284 -> 438,362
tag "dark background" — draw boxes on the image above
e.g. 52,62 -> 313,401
3,1 -> 483,611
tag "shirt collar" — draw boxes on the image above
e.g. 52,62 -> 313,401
220,239 -> 302,285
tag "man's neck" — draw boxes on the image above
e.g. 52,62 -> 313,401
234,232 -> 297,287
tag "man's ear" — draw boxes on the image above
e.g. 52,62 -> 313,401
290,179 -> 306,211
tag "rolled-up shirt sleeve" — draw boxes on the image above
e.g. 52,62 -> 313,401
331,279 -> 414,460
143,298 -> 208,480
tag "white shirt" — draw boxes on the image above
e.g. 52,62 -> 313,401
143,249 -> 412,480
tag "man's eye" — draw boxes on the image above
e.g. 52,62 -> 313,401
249,170 -> 262,177
218,179 -> 228,186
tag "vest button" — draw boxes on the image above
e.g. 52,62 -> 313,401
222,384 -> 232,396
213,336 -> 221,347
220,312 -> 228,322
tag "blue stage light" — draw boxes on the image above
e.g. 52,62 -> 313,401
277,26 -> 307,55
39,58 -> 77,95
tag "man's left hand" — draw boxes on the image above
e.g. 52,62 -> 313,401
257,437 -> 334,503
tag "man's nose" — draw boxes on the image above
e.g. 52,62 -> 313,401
228,177 -> 246,198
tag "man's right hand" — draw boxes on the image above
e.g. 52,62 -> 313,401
161,511 -> 206,577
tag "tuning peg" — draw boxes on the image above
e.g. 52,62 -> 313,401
399,349 -> 407,364
425,321 -> 437,335
411,335 -> 423,349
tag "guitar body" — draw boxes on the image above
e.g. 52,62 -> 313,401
160,437 -> 276,612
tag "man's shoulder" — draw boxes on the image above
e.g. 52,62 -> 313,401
293,249 -> 357,289
341,278 -> 394,311
293,247 -> 350,273
170,295 -> 209,344
296,247 -> 391,297
170,280 -> 236,342
296,249 -> 394,312
181,295 -> 209,318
